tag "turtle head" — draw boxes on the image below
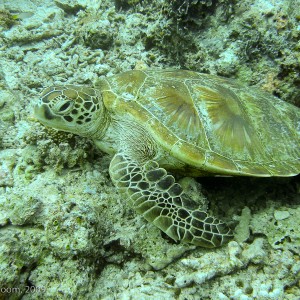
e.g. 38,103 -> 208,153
34,85 -> 109,139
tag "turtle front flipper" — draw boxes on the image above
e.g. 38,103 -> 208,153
109,153 -> 233,248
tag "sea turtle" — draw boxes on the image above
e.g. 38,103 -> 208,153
34,69 -> 300,248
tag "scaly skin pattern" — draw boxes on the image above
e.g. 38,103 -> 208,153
109,153 -> 233,248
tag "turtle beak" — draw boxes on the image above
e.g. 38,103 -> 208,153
34,103 -> 44,121
34,104 -> 54,121
33,103 -> 78,133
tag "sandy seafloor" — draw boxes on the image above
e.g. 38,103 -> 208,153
0,0 -> 300,299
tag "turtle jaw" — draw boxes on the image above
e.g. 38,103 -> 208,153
34,103 -> 78,134
34,102 -> 110,139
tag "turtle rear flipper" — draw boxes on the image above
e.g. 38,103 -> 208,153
109,153 -> 233,248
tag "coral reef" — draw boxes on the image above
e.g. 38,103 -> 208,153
0,9 -> 18,29
0,0 -> 299,299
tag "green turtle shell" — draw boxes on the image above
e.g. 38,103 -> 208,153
96,69 -> 300,177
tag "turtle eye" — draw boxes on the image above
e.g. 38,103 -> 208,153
55,100 -> 74,114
